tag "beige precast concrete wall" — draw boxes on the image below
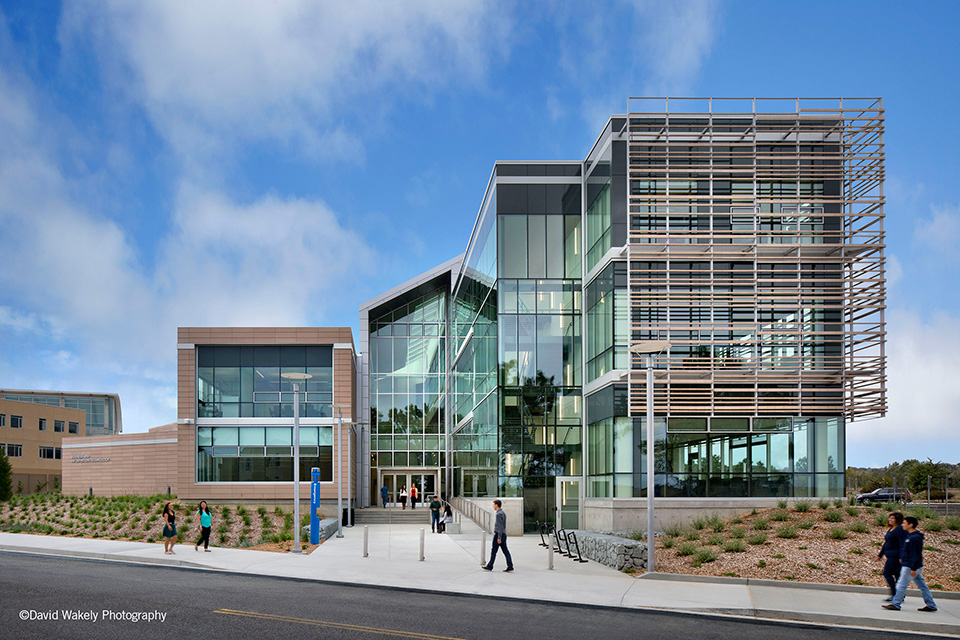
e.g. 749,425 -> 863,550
584,497 -> 807,531
61,423 -> 178,497
1,399 -> 86,493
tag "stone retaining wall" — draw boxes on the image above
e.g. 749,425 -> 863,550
571,530 -> 647,571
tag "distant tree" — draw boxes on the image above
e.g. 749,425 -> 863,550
0,449 -> 12,502
907,459 -> 949,496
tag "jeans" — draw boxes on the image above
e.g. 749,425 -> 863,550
485,535 -> 513,570
891,566 -> 937,610
431,511 -> 440,531
882,556 -> 900,595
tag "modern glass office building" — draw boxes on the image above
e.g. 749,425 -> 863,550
360,98 -> 886,531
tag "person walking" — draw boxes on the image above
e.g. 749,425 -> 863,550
400,485 -> 408,510
877,511 -> 907,600
194,500 -> 213,552
429,495 -> 442,532
380,484 -> 389,508
883,516 -> 938,612
411,484 -> 418,509
162,502 -> 178,555
482,499 -> 514,572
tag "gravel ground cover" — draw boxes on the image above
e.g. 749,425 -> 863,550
0,493 -> 319,553
649,501 -> 960,590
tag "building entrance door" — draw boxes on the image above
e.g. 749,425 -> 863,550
378,470 -> 438,507
556,477 -> 581,530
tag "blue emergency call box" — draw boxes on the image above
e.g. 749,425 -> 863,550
310,467 -> 321,545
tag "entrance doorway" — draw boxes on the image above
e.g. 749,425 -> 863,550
556,477 -> 581,530
378,470 -> 438,508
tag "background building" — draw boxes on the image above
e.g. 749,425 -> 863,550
361,97 -> 887,531
0,398 -> 86,493
1,389 -> 122,436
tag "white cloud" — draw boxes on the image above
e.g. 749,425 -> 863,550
914,204 -> 960,258
59,0 -> 510,164
847,308 -> 960,466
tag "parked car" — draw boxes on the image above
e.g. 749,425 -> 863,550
855,487 -> 912,504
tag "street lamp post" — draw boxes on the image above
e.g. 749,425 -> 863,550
281,372 -> 312,554
628,340 -> 671,573
337,409 -> 344,538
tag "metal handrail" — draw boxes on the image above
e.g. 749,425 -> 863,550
450,497 -> 492,533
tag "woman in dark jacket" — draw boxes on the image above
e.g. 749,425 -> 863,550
878,511 -> 907,599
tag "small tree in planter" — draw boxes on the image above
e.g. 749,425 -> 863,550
0,450 -> 12,501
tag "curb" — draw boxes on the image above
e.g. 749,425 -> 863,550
640,571 -> 960,600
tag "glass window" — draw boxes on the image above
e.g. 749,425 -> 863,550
11,415 -> 22,429
528,215 -> 546,278
711,417 -> 749,431
668,417 -> 707,431
212,427 -> 239,446
499,215 -> 528,278
39,418 -> 46,431
265,427 -> 292,446
754,417 -> 792,432
68,422 -> 79,434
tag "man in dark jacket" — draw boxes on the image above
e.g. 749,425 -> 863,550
481,500 -> 514,572
883,516 -> 938,612
878,511 -> 907,600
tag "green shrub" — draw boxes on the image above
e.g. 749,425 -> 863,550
706,534 -> 723,546
730,517 -> 743,525
925,519 -> 944,532
748,533 -> 767,545
946,516 -> 960,531
833,498 -> 844,508
849,579 -> 864,585
692,548 -> 718,567
707,515 -> 725,533
757,560 -> 766,568
944,539 -> 960,545
662,537 -> 675,549
690,517 -> 707,530
848,521 -> 869,533
777,499 -> 788,509
832,557 -> 848,563
663,523 -> 683,537
684,530 -> 701,541
677,542 -> 697,556
923,545 -> 941,553
806,562 -> 821,570
723,539 -> 747,553
829,527 -> 848,540
845,506 -> 860,517
930,584 -> 944,590
753,517 -> 769,530
823,510 -> 844,522
818,499 -> 830,510
874,512 -> 889,527
730,526 -> 746,539
771,510 -> 789,522
797,520 -> 814,530
777,525 -> 798,539
793,500 -> 812,513
908,505 -> 937,520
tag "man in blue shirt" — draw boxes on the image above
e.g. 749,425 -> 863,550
481,499 -> 514,572
882,516 -> 938,612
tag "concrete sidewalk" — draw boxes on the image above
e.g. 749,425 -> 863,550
2,526 -> 959,636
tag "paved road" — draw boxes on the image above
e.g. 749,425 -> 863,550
0,553 -> 935,640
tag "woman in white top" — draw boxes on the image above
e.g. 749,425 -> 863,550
400,485 -> 408,510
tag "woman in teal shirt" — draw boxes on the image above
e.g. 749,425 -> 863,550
194,501 -> 213,552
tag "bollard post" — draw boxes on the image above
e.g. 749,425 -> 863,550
481,531 -> 487,566
928,475 -> 931,504
548,536 -> 554,570
420,528 -> 425,562
363,525 -> 369,558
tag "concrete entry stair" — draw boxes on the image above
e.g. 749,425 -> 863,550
351,507 -> 434,525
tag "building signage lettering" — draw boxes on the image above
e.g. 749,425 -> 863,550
71,454 -> 110,464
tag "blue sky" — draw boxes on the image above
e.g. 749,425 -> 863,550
0,1 -> 958,468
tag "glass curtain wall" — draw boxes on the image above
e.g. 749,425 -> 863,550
586,384 -> 845,497
369,290 -> 447,501
195,346 -> 334,482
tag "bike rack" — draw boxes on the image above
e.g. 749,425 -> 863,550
566,531 -> 588,563
537,521 -> 555,548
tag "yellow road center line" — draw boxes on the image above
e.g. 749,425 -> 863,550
213,609 -> 470,640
